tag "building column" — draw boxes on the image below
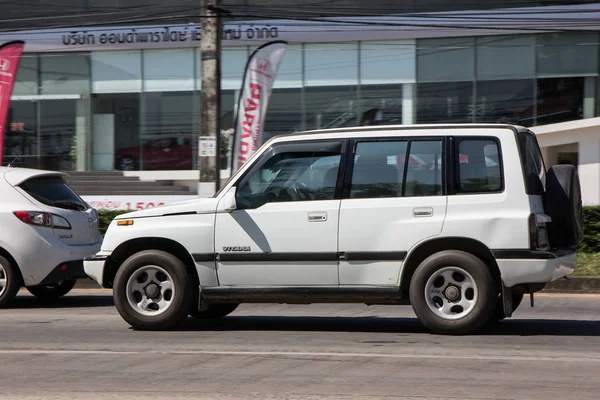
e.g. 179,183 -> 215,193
578,134 -> 600,205
75,97 -> 90,171
584,76 -> 596,119
402,83 -> 415,125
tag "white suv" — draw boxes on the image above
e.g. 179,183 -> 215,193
0,168 -> 102,306
84,124 -> 582,335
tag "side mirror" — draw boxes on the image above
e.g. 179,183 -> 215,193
222,188 -> 237,213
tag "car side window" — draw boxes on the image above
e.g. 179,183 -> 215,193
350,141 -> 407,199
456,138 -> 503,193
404,140 -> 443,197
349,139 -> 444,199
235,149 -> 342,209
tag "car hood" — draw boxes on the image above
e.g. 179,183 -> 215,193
115,197 -> 220,219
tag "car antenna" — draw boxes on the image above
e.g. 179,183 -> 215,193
7,152 -> 22,168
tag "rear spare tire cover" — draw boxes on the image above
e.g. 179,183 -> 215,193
544,165 -> 584,248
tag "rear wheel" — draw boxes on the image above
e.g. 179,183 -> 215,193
409,250 -> 497,335
190,303 -> 239,319
0,256 -> 20,307
26,279 -> 76,301
113,250 -> 193,330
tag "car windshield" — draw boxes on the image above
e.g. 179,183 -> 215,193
19,177 -> 88,211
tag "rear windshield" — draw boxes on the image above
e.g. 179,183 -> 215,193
517,131 -> 546,195
20,177 -> 88,211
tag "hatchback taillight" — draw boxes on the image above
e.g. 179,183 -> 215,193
14,211 -> 71,230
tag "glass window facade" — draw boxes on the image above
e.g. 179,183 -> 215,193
416,33 -> 598,127
6,31 -> 600,172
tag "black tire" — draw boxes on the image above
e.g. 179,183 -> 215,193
544,164 -> 584,248
118,155 -> 138,171
113,250 -> 193,331
0,256 -> 20,308
491,292 -> 524,322
26,279 -> 76,301
190,303 -> 239,319
409,250 -> 497,335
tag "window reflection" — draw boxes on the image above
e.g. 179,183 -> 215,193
417,82 -> 473,123
536,78 -> 584,126
475,79 -> 534,125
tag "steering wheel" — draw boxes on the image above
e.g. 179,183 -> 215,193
291,181 -> 311,201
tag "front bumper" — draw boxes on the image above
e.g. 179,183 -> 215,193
493,249 -> 576,288
83,254 -> 110,288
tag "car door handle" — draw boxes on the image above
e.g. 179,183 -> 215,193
413,207 -> 434,217
308,212 -> 327,222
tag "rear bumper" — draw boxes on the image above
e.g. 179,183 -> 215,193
36,260 -> 88,286
493,249 -> 576,288
83,254 -> 110,288
9,223 -> 102,286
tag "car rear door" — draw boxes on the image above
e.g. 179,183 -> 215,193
338,136 -> 448,286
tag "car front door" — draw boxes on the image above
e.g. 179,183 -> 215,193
214,139 -> 346,286
338,137 -> 448,286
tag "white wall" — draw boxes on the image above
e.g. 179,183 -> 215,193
534,119 -> 600,205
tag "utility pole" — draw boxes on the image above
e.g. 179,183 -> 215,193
198,0 -> 221,196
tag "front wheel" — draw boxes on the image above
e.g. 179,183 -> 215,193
409,250 -> 497,335
190,303 -> 239,319
113,250 -> 193,330
26,279 -> 76,301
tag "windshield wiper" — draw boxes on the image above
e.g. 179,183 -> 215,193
53,200 -> 87,211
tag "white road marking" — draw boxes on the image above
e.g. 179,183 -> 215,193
0,349 -> 598,363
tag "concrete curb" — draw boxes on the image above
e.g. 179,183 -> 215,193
74,277 -> 600,293
543,276 -> 600,293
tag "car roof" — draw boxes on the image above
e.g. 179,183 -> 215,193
268,123 -> 526,144
0,167 -> 69,187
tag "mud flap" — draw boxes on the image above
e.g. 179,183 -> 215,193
501,282 -> 513,318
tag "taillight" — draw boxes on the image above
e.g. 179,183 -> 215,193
529,213 -> 537,249
14,211 -> 71,230
529,213 -> 549,250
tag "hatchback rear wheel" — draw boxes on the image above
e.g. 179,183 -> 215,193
26,279 -> 76,301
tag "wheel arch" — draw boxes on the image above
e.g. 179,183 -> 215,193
400,237 -> 501,296
103,237 -> 198,289
0,246 -> 24,286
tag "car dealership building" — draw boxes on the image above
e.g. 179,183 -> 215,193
5,1 -> 600,204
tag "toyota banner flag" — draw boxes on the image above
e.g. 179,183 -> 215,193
0,41 -> 24,166
231,40 -> 287,173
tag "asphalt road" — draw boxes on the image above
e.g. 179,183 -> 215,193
2,291 -> 600,400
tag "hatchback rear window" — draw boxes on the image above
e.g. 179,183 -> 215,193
20,177 -> 88,211
517,131 -> 546,195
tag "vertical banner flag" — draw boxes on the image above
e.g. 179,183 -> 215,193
0,41 -> 24,166
231,40 -> 287,173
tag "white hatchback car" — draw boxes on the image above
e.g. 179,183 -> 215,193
85,124 -> 582,334
0,167 -> 102,306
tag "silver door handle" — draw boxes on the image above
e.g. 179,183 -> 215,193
413,207 -> 433,217
308,212 -> 327,222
